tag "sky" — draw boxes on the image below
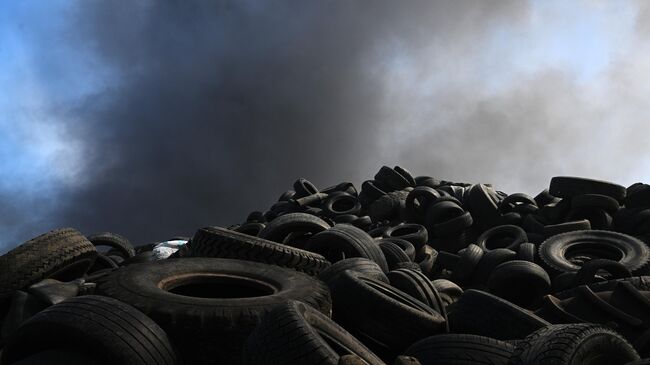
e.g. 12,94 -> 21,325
1,0 -> 650,252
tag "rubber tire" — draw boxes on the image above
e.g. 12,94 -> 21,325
258,213 -> 331,244
448,289 -> 549,340
243,300 -> 383,365
405,334 -> 514,365
306,224 -> 389,272
451,244 -> 484,286
318,258 -> 389,285
0,295 -> 179,365
517,243 -> 536,262
386,269 -> 448,330
573,259 -> 632,286
379,238 -> 416,261
87,232 -> 135,259
96,258 -> 330,364
379,241 -> 413,270
328,270 -> 446,354
375,166 -> 411,191
0,228 -> 97,303
233,222 -> 265,237
549,176 -> 627,202
476,225 -> 528,252
488,260 -> 551,308
394,166 -> 416,187
293,178 -> 319,198
572,194 -> 620,214
383,224 -> 428,253
508,323 -> 640,365
467,184 -> 501,229
406,187 -> 441,219
538,230 -> 650,275
470,248 -> 517,288
186,226 -> 330,275
324,193 -> 362,217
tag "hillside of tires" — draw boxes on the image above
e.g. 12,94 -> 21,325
2,166 -> 650,364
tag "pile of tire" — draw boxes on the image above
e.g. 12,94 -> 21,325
2,167 -> 650,365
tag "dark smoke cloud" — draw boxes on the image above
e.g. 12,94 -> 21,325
3,1 -> 649,252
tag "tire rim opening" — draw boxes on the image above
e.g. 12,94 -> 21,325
564,242 -> 624,264
161,274 -> 277,299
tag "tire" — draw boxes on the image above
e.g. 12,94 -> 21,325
405,334 -> 514,365
538,230 -> 650,275
185,226 -> 330,275
487,260 -> 551,308
375,166 -> 411,191
306,224 -> 389,272
477,225 -> 528,252
97,258 -> 330,365
406,187 -> 441,219
368,190 -> 409,222
0,228 -> 97,303
432,211 -> 473,237
451,244 -> 484,286
448,289 -> 549,340
500,193 -> 537,214
543,219 -> 592,237
379,238 -> 416,261
383,224 -> 428,252
87,232 -> 135,259
324,193 -> 362,217
471,248 -> 517,288
243,300 -> 383,365
386,269 -> 448,329
233,222 -> 265,237
394,166 -> 416,187
549,176 -> 627,202
293,178 -> 319,198
318,258 -> 389,285
508,323 -> 640,365
572,194 -> 620,213
417,245 -> 438,278
573,259 -> 632,286
328,270 -> 446,354
517,243 -> 536,262
467,184 -> 501,229
379,241 -> 412,270
0,295 -> 179,365
258,213 -> 331,244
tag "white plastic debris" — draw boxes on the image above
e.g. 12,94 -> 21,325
152,240 -> 188,260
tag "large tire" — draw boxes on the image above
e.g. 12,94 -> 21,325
243,300 -> 383,365
538,230 -> 650,275
0,295 -> 179,365
328,270 -> 446,355
448,289 -> 549,340
185,226 -> 330,275
405,334 -> 514,365
0,228 -> 97,303
549,176 -> 626,202
508,324 -> 639,365
306,224 -> 389,272
386,269 -> 448,329
318,258 -> 389,285
476,225 -> 527,252
96,258 -> 331,364
487,260 -> 551,308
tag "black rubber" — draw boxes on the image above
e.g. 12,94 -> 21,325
375,166 -> 411,191
406,187 -> 442,219
471,248 -> 517,288
318,258 -> 389,285
448,289 -> 549,341
508,323 -> 640,365
233,222 -> 265,237
394,166 -> 416,187
379,241 -> 413,270
0,228 -> 97,303
306,224 -> 389,272
538,230 -> 650,275
488,260 -> 551,308
87,232 -> 135,259
0,295 -> 179,365
573,259 -> 632,286
386,268 -> 448,325
432,211 -> 474,237
97,258 -> 330,364
467,184 -> 501,229
451,244 -> 484,286
324,193 -> 362,217
293,177 -> 319,198
572,194 -> 620,213
368,190 -> 409,222
328,270 -> 446,354
500,193 -> 537,214
405,334 -> 514,365
477,225 -> 528,252
258,212 -> 331,244
543,219 -> 592,237
383,224 -> 428,252
379,237 -> 416,261
550,176 -> 627,202
517,243 -> 536,262
243,300 -> 383,365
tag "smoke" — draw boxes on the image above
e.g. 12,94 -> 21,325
2,0 -> 649,251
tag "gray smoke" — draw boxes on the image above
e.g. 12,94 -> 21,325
2,0 -> 649,252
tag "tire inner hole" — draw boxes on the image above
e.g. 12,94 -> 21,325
161,274 -> 277,299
